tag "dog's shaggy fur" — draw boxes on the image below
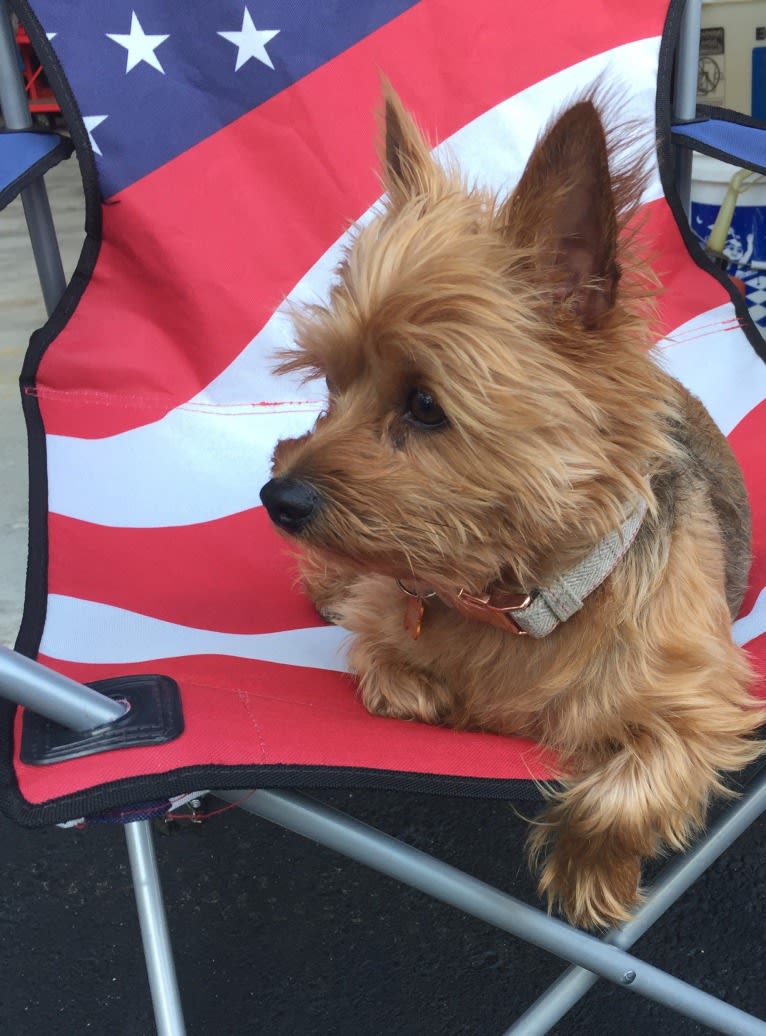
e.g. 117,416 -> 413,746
260,85 -> 764,928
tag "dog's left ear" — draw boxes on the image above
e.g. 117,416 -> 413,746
380,79 -> 442,208
499,101 -> 620,328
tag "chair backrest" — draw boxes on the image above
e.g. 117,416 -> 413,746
4,0 -> 766,823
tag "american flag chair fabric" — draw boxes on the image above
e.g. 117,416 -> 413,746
1,1 -> 766,1032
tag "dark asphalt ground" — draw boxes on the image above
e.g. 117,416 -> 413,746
2,786 -> 765,1035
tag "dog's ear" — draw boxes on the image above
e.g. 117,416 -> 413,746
380,79 -> 440,207
499,101 -> 620,328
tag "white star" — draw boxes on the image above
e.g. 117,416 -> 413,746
218,8 -> 279,71
46,32 -> 57,41
106,11 -> 169,74
83,114 -> 108,156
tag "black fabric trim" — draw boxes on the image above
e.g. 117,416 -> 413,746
9,0 -> 104,661
656,0 -> 766,367
0,762 -> 547,829
696,104 -> 766,132
0,129 -> 73,209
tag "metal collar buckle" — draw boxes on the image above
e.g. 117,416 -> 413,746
455,588 -> 533,636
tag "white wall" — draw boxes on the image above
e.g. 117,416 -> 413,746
699,0 -> 766,112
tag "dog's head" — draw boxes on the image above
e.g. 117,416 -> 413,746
260,84 -> 669,593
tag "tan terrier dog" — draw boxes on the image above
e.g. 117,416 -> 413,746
260,84 -> 763,928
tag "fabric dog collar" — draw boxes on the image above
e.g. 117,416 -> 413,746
399,497 -> 648,640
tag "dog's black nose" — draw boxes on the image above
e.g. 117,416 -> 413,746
260,477 -> 322,533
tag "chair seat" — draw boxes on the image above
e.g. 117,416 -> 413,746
672,114 -> 766,175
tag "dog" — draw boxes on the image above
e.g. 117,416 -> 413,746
259,83 -> 763,928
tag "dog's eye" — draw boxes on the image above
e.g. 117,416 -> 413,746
405,388 -> 447,429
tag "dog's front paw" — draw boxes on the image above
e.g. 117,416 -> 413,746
540,847 -> 641,931
359,664 -> 453,726
529,822 -> 642,930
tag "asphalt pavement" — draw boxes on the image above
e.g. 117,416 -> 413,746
3,785 -> 766,1035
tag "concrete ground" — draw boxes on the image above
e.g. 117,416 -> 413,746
2,154 -> 766,1036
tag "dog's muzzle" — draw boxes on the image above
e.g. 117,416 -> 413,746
259,476 -> 323,533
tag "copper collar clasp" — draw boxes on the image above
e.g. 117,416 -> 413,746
455,588 -> 533,635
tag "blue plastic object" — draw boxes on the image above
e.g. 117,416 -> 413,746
0,128 -> 72,210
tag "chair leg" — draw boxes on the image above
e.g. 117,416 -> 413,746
0,1 -> 67,314
19,179 -> 68,316
125,820 -> 187,1036
672,0 -> 702,217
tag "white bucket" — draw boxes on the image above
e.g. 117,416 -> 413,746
690,153 -> 766,267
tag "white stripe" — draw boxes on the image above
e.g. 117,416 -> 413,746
47,404 -> 321,528
47,39 -> 664,529
38,585 -> 766,670
656,304 -> 766,435
40,594 -> 351,671
733,586 -> 766,646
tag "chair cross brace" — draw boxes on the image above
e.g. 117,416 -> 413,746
217,785 -> 766,1035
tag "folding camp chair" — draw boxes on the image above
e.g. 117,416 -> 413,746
1,1 -> 766,1032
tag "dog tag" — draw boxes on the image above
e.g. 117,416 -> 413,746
404,595 -> 425,640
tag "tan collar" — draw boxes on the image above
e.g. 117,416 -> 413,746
398,497 -> 648,640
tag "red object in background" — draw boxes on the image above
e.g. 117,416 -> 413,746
16,23 -> 60,118
731,275 -> 748,299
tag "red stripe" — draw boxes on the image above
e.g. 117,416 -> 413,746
36,0 -> 669,439
15,653 -> 557,804
638,199 -> 730,335
48,507 -> 323,634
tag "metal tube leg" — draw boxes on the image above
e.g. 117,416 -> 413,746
0,0 -> 67,315
124,820 -> 186,1036
0,1 -> 31,128
674,0 -> 702,217
675,0 -> 703,120
0,644 -> 127,730
20,179 -> 68,316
